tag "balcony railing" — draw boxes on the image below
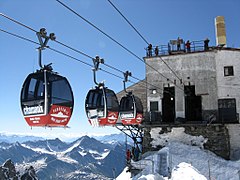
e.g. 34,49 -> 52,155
145,39 -> 208,57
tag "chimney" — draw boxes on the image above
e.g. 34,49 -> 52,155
215,16 -> 227,47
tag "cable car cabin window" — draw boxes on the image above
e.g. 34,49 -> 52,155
22,75 -> 44,101
96,91 -> 104,108
86,90 -> 104,109
37,80 -> 44,97
50,76 -> 73,107
86,91 -> 95,108
105,89 -> 119,111
120,97 -> 134,111
135,97 -> 143,113
28,78 -> 37,99
92,90 -> 104,108
150,101 -> 159,112
21,73 -> 45,116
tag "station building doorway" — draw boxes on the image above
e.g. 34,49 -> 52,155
162,87 -> 175,123
184,85 -> 202,121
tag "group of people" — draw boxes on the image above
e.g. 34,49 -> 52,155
146,38 -> 210,57
147,44 -> 159,57
126,147 -> 140,164
185,38 -> 210,52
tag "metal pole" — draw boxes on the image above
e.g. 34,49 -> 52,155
208,159 -> 211,180
93,69 -> 99,86
38,47 -> 43,68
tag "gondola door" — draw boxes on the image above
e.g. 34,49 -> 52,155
162,87 -> 175,123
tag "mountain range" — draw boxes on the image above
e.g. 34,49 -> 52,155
0,135 -> 127,179
0,133 -> 44,143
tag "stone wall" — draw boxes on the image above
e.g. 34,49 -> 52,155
226,124 -> 240,160
143,125 -> 231,160
184,125 -> 230,159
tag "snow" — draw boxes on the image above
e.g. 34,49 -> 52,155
78,150 -> 87,156
89,149 -> 110,159
21,144 -> 55,155
62,140 -> 81,153
116,167 -> 131,180
150,127 -> 207,148
56,154 -> 78,164
16,158 -> 47,174
22,143 -> 78,164
137,174 -> 164,180
117,127 -> 240,180
171,162 -> 207,180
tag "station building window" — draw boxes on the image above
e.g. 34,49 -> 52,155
150,101 -> 159,112
224,66 -> 234,76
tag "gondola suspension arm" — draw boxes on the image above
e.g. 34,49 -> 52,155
36,28 -> 56,69
92,56 -> 104,86
123,71 -> 132,93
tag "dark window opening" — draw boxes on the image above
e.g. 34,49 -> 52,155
150,101 -> 159,112
184,85 -> 202,121
224,66 -> 234,76
218,98 -> 237,123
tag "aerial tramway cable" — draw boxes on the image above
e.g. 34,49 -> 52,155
106,0 -> 149,45
54,1 -> 185,92
0,26 -> 165,96
106,0 -> 184,84
0,13 -> 167,94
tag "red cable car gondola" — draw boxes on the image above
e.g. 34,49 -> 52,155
20,28 -> 74,127
85,86 -> 119,126
119,93 -> 143,125
85,56 -> 119,126
119,71 -> 143,125
20,67 -> 74,127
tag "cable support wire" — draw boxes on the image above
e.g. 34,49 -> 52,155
0,13 -> 183,92
54,1 -> 185,92
0,28 -> 121,81
1,28 -> 168,96
0,13 -> 172,95
0,13 -> 37,33
106,1 -> 183,85
0,29 -> 39,45
106,0 -> 149,45
0,13 -> 148,88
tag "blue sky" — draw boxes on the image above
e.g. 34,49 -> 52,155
0,0 -> 240,140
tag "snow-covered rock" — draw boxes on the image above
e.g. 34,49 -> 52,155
117,140 -> 240,180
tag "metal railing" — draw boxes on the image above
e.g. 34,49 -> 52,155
145,40 -> 206,57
